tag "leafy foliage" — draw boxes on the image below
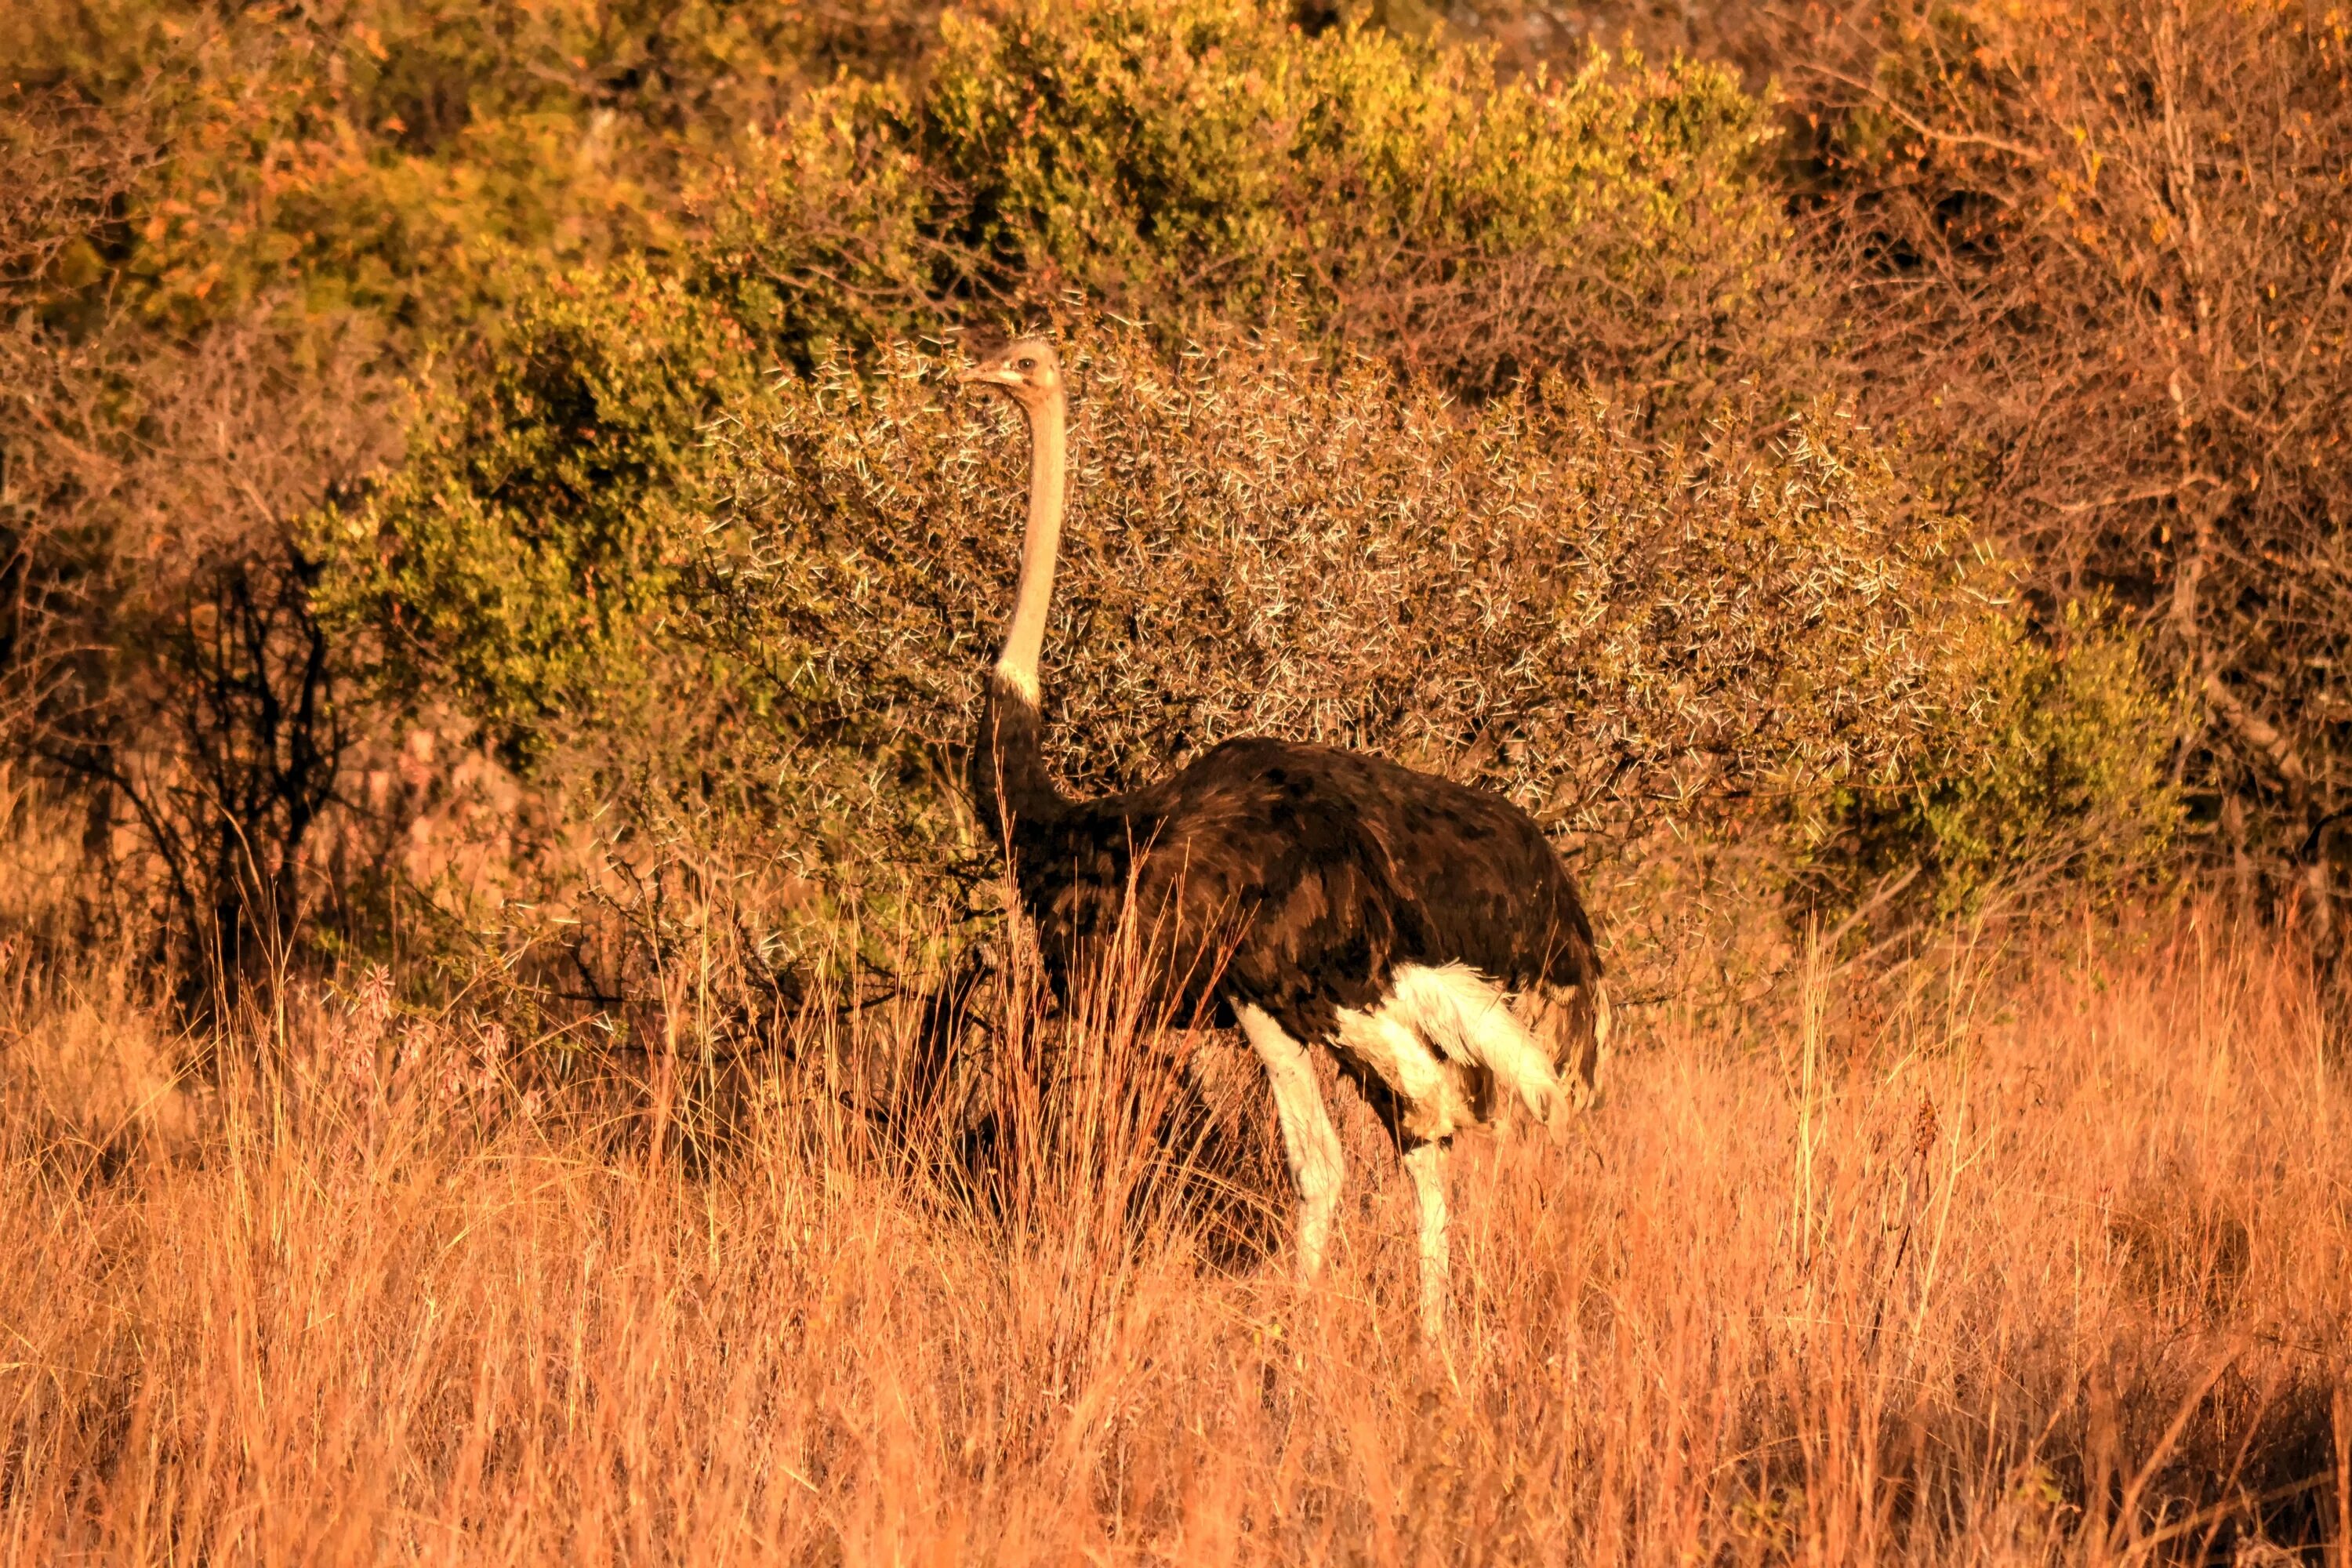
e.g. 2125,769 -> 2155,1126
1813,605 -> 2181,913
702,0 -> 1816,400
1,0 -> 938,336
319,261 -> 767,750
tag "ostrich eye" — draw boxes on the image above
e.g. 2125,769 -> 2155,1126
1018,358 -> 1036,372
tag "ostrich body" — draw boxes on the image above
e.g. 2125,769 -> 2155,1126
959,339 -> 1609,1338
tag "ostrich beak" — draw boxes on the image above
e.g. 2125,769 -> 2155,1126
956,365 -> 1020,387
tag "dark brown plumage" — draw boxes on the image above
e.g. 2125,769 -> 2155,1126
974,676 -> 1603,1065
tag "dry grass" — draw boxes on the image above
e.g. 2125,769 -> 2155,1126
1,904 -> 2347,1566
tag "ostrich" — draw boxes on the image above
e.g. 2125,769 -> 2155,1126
957,336 -> 1609,1340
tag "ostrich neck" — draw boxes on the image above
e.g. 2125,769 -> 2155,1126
974,389 -> 1073,844
994,392 -> 1065,702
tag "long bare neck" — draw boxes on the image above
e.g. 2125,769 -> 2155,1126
975,390 -> 1071,840
994,392 -> 1065,701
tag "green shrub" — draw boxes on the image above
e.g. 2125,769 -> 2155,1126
1812,603 -> 2182,914
317,260 -> 768,753
702,0 -> 1815,401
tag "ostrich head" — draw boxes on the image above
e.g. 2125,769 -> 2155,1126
955,337 -> 1064,412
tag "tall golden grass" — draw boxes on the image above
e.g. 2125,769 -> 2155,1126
1,903 -> 2347,1565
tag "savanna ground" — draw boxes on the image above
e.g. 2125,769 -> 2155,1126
7,890 -> 2348,1565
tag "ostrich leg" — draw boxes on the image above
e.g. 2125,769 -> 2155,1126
1402,1141 -> 1451,1341
1236,1004 -> 1345,1279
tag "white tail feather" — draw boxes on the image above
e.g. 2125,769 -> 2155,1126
1378,962 -> 1563,1123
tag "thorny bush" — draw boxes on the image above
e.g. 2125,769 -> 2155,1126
685,322 -> 2172,912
